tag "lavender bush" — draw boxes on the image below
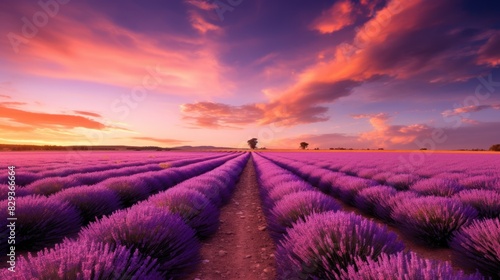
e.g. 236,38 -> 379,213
334,176 -> 377,205
317,172 -> 342,193
146,188 -> 219,239
341,252 -> 484,280
0,196 -> 81,254
99,177 -> 150,207
374,191 -> 420,222
453,189 -> 500,219
392,196 -> 478,246
354,185 -> 397,215
1,240 -> 164,279
52,185 -> 122,224
410,178 -> 462,197
180,182 -> 224,208
451,218 -> 500,277
385,173 -> 420,190
79,205 -> 200,277
459,175 -> 498,191
265,181 -> 314,210
276,211 -> 404,279
268,191 -> 341,241
23,177 -> 81,196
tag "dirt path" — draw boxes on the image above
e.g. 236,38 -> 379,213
185,157 -> 276,280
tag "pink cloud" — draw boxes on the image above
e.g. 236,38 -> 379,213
185,0 -> 217,11
181,102 -> 264,129
188,11 -> 221,34
442,104 -> 500,117
355,113 -> 432,147
477,31 -> 500,67
0,104 -> 107,130
1,6 -> 232,98
73,111 -> 102,118
311,0 -> 356,34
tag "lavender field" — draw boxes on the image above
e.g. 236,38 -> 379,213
1,151 -> 499,279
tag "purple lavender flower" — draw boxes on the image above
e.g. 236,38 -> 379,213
451,218 -> 500,277
371,171 -> 395,185
179,181 -> 224,207
79,205 -> 200,277
276,211 -> 404,279
0,195 -> 81,255
374,191 -> 420,222
392,196 -> 478,246
1,240 -> 164,279
334,176 -> 377,205
11,171 -> 39,186
356,168 -> 381,179
453,189 -> 500,219
146,188 -> 220,239
98,177 -> 150,207
268,191 -> 341,241
0,184 -> 29,198
385,173 -> 420,190
306,169 -> 332,186
53,185 -> 122,224
23,176 -> 81,196
317,172 -> 343,194
265,181 -> 314,210
459,175 -> 498,191
410,178 -> 462,197
341,252 -> 484,280
355,185 -> 397,215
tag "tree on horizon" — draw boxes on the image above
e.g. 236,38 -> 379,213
490,144 -> 500,151
247,138 -> 258,149
300,142 -> 309,150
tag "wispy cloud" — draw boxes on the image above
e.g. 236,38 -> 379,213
310,0 -> 357,34
0,5 -> 232,98
73,111 -> 102,118
442,104 -> 500,117
181,102 -> 264,129
354,113 -> 432,147
0,104 -> 107,130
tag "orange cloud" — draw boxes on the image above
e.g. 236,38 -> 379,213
73,111 -> 102,118
0,104 -> 106,130
442,104 -> 500,117
311,0 -> 356,34
355,113 -> 432,147
1,6 -> 232,98
181,102 -> 264,129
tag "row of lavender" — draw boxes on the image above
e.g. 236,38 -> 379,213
0,153 -> 242,260
272,152 -> 500,193
1,153 -> 249,279
258,152 -> 500,278
0,153 -> 230,199
3,151 -> 237,171
252,153 -> 482,279
5,152 -> 230,186
2,151 -> 195,174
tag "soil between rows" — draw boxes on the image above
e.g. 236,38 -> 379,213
184,157 -> 276,280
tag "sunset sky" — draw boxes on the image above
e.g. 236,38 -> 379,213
1,0 -> 499,149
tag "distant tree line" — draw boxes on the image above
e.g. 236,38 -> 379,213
490,144 -> 500,151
